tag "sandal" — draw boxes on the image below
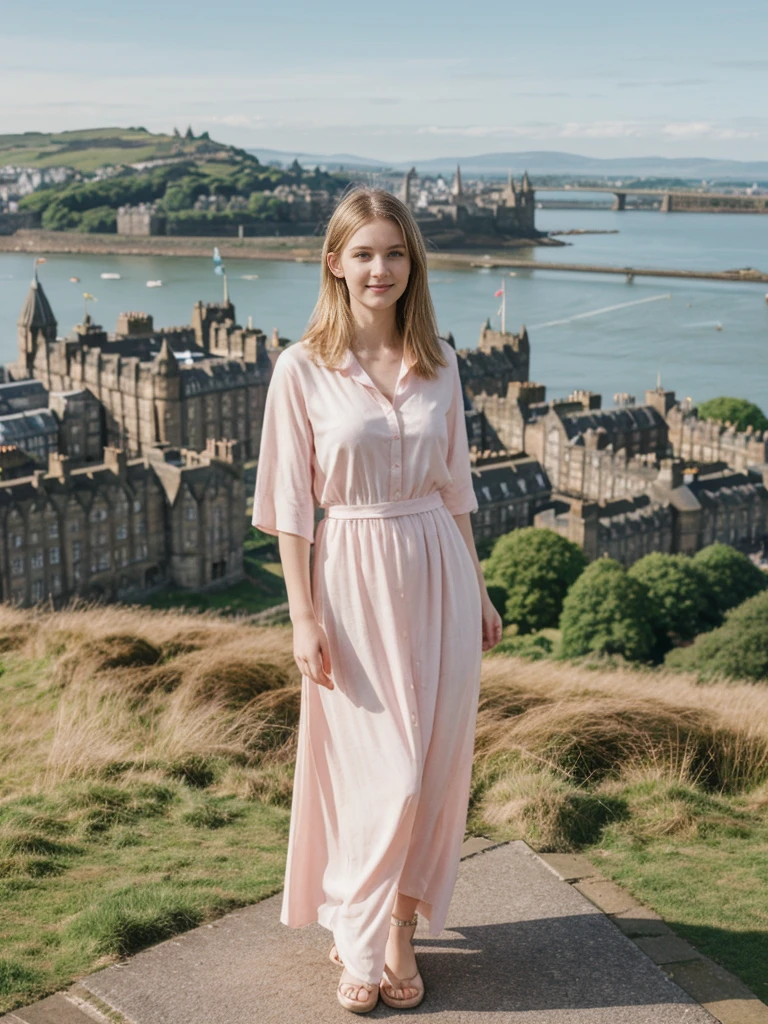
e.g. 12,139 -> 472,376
337,967 -> 380,1014
379,912 -> 425,1010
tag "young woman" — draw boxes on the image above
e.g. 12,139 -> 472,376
252,186 -> 502,1013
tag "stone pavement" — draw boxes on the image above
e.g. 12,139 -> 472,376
4,840 -> 767,1024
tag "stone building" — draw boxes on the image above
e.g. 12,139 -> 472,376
534,460 -> 768,566
0,389 -> 103,468
10,273 -> 276,460
406,167 -> 542,241
0,439 -> 245,608
468,449 -> 552,546
117,203 -> 167,236
666,402 -> 768,472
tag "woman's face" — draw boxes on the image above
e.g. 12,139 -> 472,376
327,217 -> 411,316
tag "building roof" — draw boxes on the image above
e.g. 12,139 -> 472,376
0,379 -> 49,415
17,271 -> 57,331
0,408 -> 58,444
558,404 -> 665,439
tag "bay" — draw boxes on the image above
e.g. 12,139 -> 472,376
1,206 -> 766,412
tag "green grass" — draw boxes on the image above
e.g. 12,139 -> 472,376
0,128 -> 232,173
0,780 -> 288,1011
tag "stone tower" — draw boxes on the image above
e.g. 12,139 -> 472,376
152,339 -> 182,446
17,268 -> 57,378
451,164 -> 464,198
400,166 -> 418,209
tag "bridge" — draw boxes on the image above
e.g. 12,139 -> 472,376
535,185 -> 768,213
470,257 -> 768,284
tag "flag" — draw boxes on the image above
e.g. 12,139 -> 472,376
494,288 -> 504,297
213,246 -> 226,276
83,293 -> 97,301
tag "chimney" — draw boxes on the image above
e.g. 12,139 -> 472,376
103,446 -> 127,478
47,451 -> 71,482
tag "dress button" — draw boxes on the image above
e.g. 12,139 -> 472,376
411,713 -> 417,725
393,434 -> 400,440
394,463 -> 400,469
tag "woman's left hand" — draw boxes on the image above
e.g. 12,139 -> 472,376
480,592 -> 503,652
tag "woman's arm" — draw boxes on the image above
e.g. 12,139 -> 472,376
452,511 -> 503,653
278,531 -> 334,690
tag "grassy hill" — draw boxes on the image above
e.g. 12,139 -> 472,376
0,602 -> 766,1011
0,127 -> 236,173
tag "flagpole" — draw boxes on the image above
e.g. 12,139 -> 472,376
501,278 -> 506,334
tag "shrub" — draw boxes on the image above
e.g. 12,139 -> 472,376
483,527 -> 587,634
692,543 -> 768,629
696,396 -> 768,433
627,552 -> 709,658
559,558 -> 655,662
665,589 -> 768,684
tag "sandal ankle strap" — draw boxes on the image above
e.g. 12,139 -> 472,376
390,911 -> 418,927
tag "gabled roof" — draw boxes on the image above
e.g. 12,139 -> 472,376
18,271 -> 57,331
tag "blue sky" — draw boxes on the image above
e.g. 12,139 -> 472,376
2,0 -> 766,162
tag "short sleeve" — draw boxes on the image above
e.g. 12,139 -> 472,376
439,349 -> 479,516
251,351 -> 316,544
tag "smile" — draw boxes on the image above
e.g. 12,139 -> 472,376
367,284 -> 393,292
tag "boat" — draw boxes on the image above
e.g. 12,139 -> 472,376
241,274 -> 259,280
146,280 -> 163,288
69,276 -> 80,283
100,272 -> 121,280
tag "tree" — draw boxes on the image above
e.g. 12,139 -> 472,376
627,552 -> 709,658
184,126 -> 195,140
692,543 -> 768,628
483,527 -> 587,634
665,589 -> 768,683
559,558 -> 655,663
696,396 -> 768,434
78,206 -> 117,233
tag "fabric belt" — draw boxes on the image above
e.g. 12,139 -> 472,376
325,491 -> 445,520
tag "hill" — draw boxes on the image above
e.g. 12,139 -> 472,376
0,127 -> 237,174
249,145 -> 768,182
0,601 -> 766,1010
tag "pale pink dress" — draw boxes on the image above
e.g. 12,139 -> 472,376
251,336 -> 482,986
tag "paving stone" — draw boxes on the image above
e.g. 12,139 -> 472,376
0,994 -> 104,1024
634,935 -> 703,965
536,853 -> 604,883
663,958 -> 765,1007
609,908 -> 673,939
573,878 -> 639,916
460,836 -> 498,858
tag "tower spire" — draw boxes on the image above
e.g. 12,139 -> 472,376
451,163 -> 463,197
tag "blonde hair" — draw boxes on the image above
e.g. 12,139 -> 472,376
301,186 -> 448,379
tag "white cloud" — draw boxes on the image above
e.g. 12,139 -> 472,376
559,121 -> 646,138
661,121 -> 760,139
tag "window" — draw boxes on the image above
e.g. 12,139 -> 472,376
49,546 -> 60,565
31,551 -> 43,570
12,534 -> 22,548
116,524 -> 128,540
12,557 -> 23,576
133,499 -> 142,512
98,553 -> 110,571
72,541 -> 81,561
519,478 -> 527,494
48,522 -> 59,538
32,580 -> 44,601
184,505 -> 197,521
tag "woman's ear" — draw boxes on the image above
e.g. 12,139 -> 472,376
327,252 -> 344,279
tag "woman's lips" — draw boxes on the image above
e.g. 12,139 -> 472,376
367,284 -> 393,292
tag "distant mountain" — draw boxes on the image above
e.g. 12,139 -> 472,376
247,146 -> 768,181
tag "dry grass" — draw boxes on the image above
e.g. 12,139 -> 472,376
0,602 -> 301,800
1,600 -> 767,840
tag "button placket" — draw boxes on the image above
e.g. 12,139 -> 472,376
388,407 -> 402,501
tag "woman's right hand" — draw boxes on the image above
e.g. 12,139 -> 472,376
292,614 -> 334,690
